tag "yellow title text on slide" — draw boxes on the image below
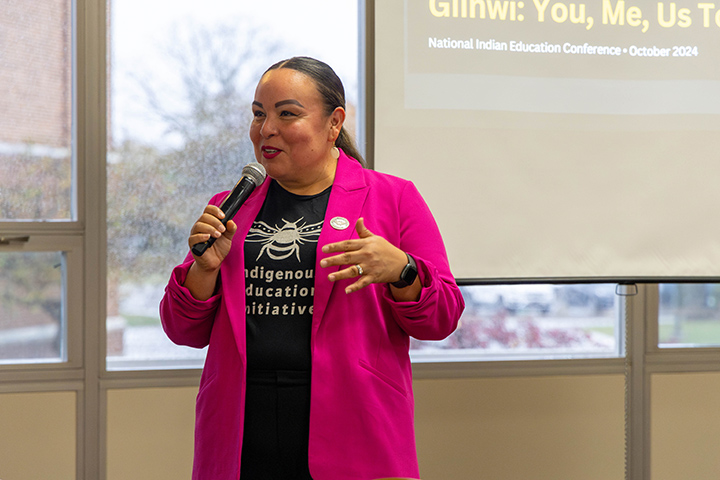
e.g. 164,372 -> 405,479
427,0 -> 720,32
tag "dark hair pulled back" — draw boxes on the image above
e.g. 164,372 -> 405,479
264,56 -> 365,166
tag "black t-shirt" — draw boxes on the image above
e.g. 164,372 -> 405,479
243,179 -> 330,373
241,181 -> 330,478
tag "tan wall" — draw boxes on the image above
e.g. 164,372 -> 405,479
106,387 -> 196,480
0,391 -> 76,480
414,375 -> 626,480
103,376 -> 625,480
652,372 -> 720,480
7,373 -> 720,480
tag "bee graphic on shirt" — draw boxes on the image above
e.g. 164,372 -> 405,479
247,217 -> 323,261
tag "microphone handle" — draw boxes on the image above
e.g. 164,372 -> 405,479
191,232 -> 218,257
191,178 -> 256,257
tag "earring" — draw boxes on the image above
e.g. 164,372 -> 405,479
331,145 -> 340,159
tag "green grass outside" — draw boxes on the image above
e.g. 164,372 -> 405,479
122,315 -> 160,327
658,320 -> 720,345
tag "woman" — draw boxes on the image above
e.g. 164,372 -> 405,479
160,56 -> 464,480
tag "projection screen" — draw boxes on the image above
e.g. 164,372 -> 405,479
372,0 -> 720,282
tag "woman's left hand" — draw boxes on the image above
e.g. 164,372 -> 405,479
320,218 -> 409,294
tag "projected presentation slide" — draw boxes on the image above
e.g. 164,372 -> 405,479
375,1 -> 720,280
406,1 -> 720,115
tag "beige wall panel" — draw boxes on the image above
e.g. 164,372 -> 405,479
0,391 -> 76,480
414,375 -> 625,480
652,372 -> 720,480
107,387 -> 197,480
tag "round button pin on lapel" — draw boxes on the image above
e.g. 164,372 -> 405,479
330,216 -> 350,230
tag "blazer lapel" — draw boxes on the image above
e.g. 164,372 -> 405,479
223,178 -> 271,356
313,154 -> 369,333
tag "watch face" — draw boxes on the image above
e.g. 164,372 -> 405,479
403,263 -> 418,284
392,254 -> 418,288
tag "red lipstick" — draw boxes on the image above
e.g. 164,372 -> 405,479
261,146 -> 281,159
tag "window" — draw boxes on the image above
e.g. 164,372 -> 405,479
107,0 -> 359,369
0,2 -> 73,221
412,284 -> 623,362
0,0 -> 75,365
0,251 -> 65,363
658,283 -> 720,348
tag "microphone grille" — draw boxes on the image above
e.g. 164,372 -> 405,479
242,162 -> 267,187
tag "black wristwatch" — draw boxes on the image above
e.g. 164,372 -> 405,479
391,253 -> 418,288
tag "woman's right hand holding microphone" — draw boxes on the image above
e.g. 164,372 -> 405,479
184,204 -> 237,300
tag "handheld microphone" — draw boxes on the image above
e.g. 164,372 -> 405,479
191,162 -> 267,257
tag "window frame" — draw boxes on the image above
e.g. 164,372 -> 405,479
0,233 -> 84,372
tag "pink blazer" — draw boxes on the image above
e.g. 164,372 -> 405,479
160,152 -> 464,480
